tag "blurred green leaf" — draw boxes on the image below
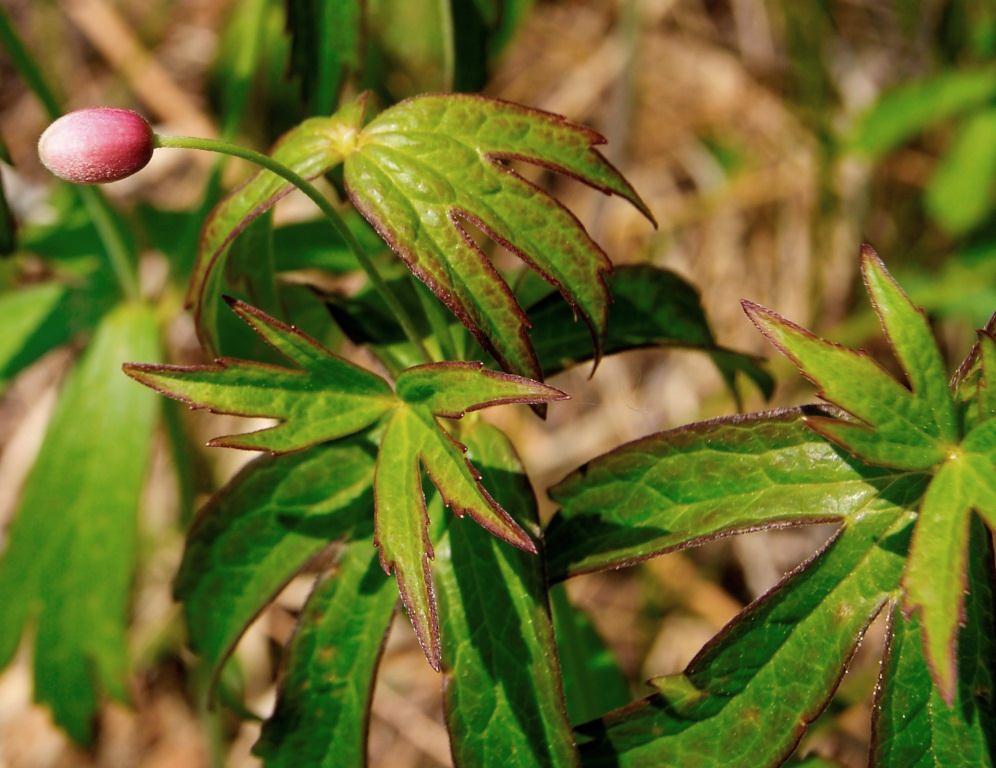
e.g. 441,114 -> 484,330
286,0 -> 363,114
926,107 -> 996,234
436,423 -> 579,767
850,67 -> 996,156
0,302 -> 160,744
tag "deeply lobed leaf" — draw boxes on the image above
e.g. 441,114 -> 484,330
125,298 -> 395,452
344,94 -> 654,383
126,299 -> 563,671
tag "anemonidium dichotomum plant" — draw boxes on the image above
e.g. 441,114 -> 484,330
20,96 -> 995,768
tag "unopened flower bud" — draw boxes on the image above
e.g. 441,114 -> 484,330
38,108 -> 154,184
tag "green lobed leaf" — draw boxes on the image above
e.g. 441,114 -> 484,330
125,298 -> 396,452
575,491 -> 921,768
254,538 -> 397,767
344,93 -> 654,383
189,96 -> 366,352
174,437 -> 377,684
545,407 -> 907,580
286,0 -> 362,114
435,422 -> 578,767
0,302 -> 160,744
872,518 -> 996,767
743,250 -> 954,470
925,107 -> 996,234
849,66 -> 996,156
549,584 -> 631,726
374,402 -> 542,668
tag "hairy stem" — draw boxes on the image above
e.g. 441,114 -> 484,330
154,133 -> 433,363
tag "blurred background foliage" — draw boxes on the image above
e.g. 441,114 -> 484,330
0,0 -> 993,766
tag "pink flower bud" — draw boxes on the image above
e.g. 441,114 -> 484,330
38,108 -> 154,184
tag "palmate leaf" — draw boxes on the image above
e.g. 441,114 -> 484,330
344,93 -> 655,383
744,246 -> 995,702
743,248 -> 956,470
546,251 -> 995,763
125,299 -> 564,669
0,303 -> 160,744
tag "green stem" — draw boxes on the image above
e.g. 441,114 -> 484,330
0,7 -> 140,301
77,187 -> 140,300
154,133 -> 433,364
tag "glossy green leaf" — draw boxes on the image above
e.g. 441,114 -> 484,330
550,584 -> 630,726
926,107 -> 996,234
545,407 -> 907,580
254,539 -> 396,767
374,403 -> 541,668
174,438 -> 376,683
124,298 -> 396,452
127,298 -> 564,671
576,495 -> 920,768
436,422 -> 578,767
286,0 -> 362,114
744,251 -> 953,470
527,264 -> 773,400
189,96 -> 366,352
344,93 -> 654,382
849,67 -> 996,156
872,519 -> 996,767
0,303 -> 160,744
